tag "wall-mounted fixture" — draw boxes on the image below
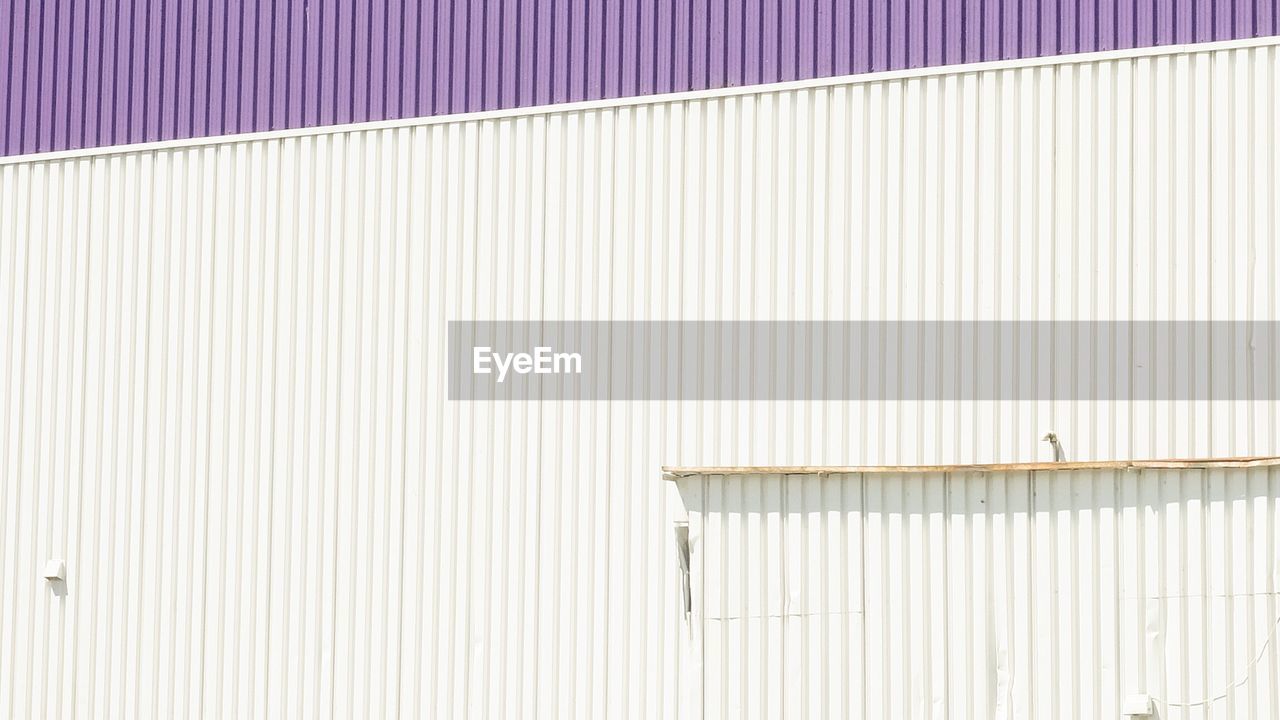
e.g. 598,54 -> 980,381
1121,694 -> 1152,716
673,523 -> 690,617
1042,432 -> 1066,461
42,559 -> 65,583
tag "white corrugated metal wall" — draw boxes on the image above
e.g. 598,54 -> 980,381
1,38 -> 1278,717
678,464 -> 1280,719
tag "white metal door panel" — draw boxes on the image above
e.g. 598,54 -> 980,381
680,467 -> 1280,719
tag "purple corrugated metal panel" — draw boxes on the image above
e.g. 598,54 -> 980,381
2,0 -> 1278,157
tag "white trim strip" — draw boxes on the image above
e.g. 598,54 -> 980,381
3,35 -> 1278,166
662,456 -> 1280,477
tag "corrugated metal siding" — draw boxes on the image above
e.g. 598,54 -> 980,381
1,38 -> 1279,718
681,466 -> 1280,719
3,0 -> 1280,156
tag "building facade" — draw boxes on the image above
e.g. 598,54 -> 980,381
3,4 -> 1280,718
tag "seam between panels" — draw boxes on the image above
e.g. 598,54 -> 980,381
4,35 -> 1280,166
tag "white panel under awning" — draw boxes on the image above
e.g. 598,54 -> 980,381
676,464 -> 1280,719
